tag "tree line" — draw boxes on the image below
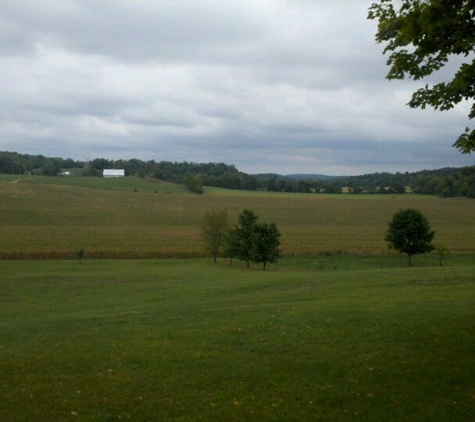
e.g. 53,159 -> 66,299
1,150 -> 474,198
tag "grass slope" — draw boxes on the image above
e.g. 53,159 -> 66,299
1,175 -> 474,258
1,259 -> 474,421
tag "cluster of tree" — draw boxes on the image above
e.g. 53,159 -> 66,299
0,151 -> 259,190
254,174 -> 343,193
339,167 -> 475,197
340,172 -> 412,194
200,209 -> 281,270
412,167 -> 475,198
0,151 -> 81,176
84,158 -> 246,183
255,173 -> 404,194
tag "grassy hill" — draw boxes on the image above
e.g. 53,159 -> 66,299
1,174 -> 474,259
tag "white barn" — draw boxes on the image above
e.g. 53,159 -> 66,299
103,169 -> 125,178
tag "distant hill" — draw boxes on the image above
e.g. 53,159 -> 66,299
253,173 -> 341,181
284,174 -> 343,181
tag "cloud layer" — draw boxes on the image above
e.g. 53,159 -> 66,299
1,0 -> 473,175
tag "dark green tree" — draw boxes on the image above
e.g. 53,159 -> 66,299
389,182 -> 406,194
199,208 -> 229,263
184,175 -> 204,194
227,209 -> 259,268
251,223 -> 281,270
41,161 -> 60,176
368,0 -> 475,153
77,248 -> 85,264
385,208 -> 436,265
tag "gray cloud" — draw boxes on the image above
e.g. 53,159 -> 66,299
0,0 -> 473,176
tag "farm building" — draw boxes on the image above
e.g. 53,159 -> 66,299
103,169 -> 125,178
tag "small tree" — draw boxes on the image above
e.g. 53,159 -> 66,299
433,243 -> 450,267
77,248 -> 85,264
251,222 -> 281,270
184,175 -> 204,194
199,208 -> 229,263
385,208 -> 436,266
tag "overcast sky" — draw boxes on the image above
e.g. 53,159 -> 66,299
1,1 -> 473,175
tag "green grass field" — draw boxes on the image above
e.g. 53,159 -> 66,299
1,258 -> 474,421
1,175 -> 474,420
1,175 -> 474,258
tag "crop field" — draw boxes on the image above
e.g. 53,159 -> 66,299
0,175 -> 474,259
1,259 -> 474,421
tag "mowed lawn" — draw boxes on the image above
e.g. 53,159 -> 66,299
0,175 -> 474,258
0,259 -> 474,421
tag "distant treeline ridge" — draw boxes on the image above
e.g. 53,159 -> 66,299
0,151 -> 474,198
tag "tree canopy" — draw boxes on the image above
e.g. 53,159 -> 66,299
227,209 -> 259,268
225,209 -> 281,270
368,0 -> 475,153
385,208 -> 436,265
